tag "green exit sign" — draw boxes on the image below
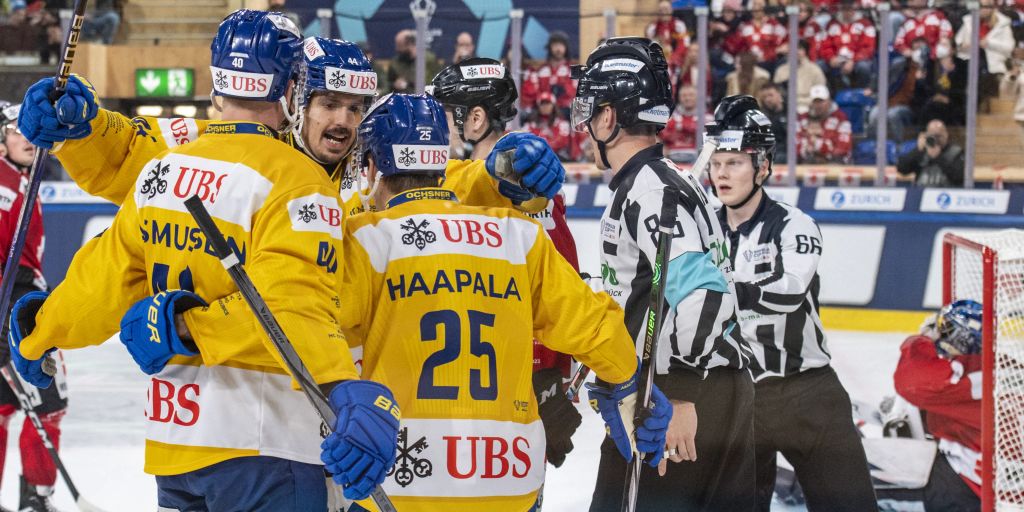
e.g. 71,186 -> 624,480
135,68 -> 194,98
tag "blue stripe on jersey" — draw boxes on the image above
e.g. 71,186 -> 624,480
664,251 -> 729,309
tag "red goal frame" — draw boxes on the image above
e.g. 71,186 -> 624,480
943,233 -> 997,511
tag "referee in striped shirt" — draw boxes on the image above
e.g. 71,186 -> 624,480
706,95 -> 877,511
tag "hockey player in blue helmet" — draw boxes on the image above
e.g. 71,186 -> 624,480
333,92 -> 664,512
287,37 -> 377,182
10,10 -> 399,510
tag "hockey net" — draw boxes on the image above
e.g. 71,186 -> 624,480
944,230 -> 1024,512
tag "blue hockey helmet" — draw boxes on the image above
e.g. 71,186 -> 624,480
936,299 -> 983,357
301,37 -> 377,106
210,9 -> 302,102
358,93 -> 449,177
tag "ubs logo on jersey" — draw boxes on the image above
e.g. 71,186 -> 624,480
298,203 -> 318,223
389,427 -> 433,487
140,161 -> 171,199
398,148 -> 417,167
173,166 -> 227,204
439,219 -> 502,247
444,434 -> 532,480
148,377 -> 200,427
401,218 -> 437,250
328,70 -> 346,90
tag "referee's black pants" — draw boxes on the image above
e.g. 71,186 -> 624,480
754,366 -> 878,512
589,368 -> 755,512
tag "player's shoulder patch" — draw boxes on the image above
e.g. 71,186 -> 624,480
157,118 -> 201,149
287,192 -> 343,240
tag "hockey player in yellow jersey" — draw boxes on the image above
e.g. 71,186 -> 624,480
326,92 -> 673,512
9,11 -> 400,510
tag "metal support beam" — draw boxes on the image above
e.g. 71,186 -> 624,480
786,5 -> 799,185
414,11 -> 428,93
876,3 -> 891,183
696,6 -> 709,149
509,9 -> 524,131
965,1 -> 981,188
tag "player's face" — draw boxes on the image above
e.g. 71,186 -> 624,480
710,151 -> 758,206
2,126 -> 36,168
301,91 -> 366,165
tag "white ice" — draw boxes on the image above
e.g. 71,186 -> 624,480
0,329 -> 906,511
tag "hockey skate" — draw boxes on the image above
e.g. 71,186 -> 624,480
18,475 -> 60,512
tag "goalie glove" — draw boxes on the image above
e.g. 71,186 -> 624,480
533,368 -> 582,467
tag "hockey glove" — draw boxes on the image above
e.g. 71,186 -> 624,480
119,290 -> 206,375
8,291 -> 55,389
533,368 -> 582,468
321,380 -> 401,500
586,372 -> 673,467
19,74 -> 98,149
486,132 -> 565,201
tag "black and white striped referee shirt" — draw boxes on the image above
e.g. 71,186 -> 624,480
601,144 -> 749,401
719,195 -> 830,382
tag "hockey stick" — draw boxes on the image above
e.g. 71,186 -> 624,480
183,197 -> 397,512
0,365 -> 106,512
0,0 -> 88,376
620,190 -> 680,512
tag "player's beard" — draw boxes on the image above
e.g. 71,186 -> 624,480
308,126 -> 354,167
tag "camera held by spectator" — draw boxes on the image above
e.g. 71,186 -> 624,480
896,119 -> 966,187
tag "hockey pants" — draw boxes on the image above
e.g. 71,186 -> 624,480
156,455 -> 326,511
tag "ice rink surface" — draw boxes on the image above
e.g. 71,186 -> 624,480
0,329 -> 908,511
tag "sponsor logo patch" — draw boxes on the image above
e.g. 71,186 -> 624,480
459,64 -> 505,79
392,144 -> 449,171
400,218 -> 437,250
637,104 -> 670,124
303,37 -> 326,60
599,58 -> 645,72
210,66 -> 274,98
287,193 -> 343,240
324,67 -> 377,95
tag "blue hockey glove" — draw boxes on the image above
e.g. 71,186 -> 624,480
321,380 -> 401,500
586,372 -> 673,467
119,290 -> 206,375
486,132 -> 565,201
19,75 -> 99,149
8,291 -> 56,389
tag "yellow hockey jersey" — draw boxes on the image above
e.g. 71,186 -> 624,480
342,188 -> 637,512
24,121 -> 358,476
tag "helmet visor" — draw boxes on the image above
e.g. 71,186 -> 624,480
571,96 -> 596,133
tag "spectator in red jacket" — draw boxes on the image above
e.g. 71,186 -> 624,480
895,0 -> 954,58
660,84 -> 713,154
725,0 -> 789,73
796,0 -> 827,63
520,31 -> 576,116
891,300 -> 982,512
820,0 -> 877,90
646,0 -> 690,66
797,84 -> 852,163
524,92 -> 573,161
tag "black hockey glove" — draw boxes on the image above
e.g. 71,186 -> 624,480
533,368 -> 582,468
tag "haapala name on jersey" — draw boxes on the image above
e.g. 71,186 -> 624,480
386,269 -> 521,302
139,218 -> 247,263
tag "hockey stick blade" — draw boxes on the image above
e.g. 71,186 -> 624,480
0,365 -> 111,512
0,0 -> 89,378
183,196 -> 397,512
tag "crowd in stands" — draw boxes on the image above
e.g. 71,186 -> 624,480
1,0 -> 121,62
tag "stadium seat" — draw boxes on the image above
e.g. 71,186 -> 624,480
835,88 -> 875,135
854,139 -> 897,165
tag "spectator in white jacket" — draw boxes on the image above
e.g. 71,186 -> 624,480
956,0 -> 1014,102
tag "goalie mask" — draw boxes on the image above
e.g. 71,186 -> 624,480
704,95 -> 776,209
570,37 -> 673,168
936,299 -> 983,357
428,57 -> 517,145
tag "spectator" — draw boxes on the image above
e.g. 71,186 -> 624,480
524,92 -> 573,161
756,82 -> 789,163
795,0 -> 827,62
867,50 -> 919,141
520,31 -> 576,115
820,0 -> 877,90
897,119 -> 965,186
386,29 -> 441,94
914,38 -> 968,126
797,84 -> 852,163
660,84 -> 713,153
726,51 -> 772,97
452,31 -> 476,64
671,41 -> 712,98
81,0 -> 120,45
955,0 -> 1014,103
9,1 -> 60,64
724,0 -> 788,74
672,0 -> 706,33
1000,53 -> 1024,132
773,39 -> 827,114
895,0 -> 954,58
357,40 -> 388,94
267,0 -> 300,29
646,0 -> 690,65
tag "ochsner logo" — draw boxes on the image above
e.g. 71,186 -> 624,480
210,67 -> 273,98
460,64 -> 504,79
599,58 -> 645,73
637,105 -> 670,124
392,144 -> 449,171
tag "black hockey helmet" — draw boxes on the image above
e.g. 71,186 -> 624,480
571,37 -> 673,167
704,94 -> 777,208
428,57 -> 517,145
